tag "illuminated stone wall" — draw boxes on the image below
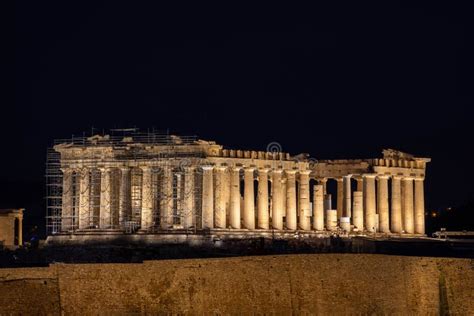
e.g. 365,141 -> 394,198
0,254 -> 472,314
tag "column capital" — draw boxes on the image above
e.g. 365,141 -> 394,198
343,174 -> 352,179
244,167 -> 256,172
377,174 -> 390,180
98,166 -> 113,172
335,177 -> 344,182
285,169 -> 298,175
215,166 -> 227,172
299,170 -> 312,176
402,176 -> 415,181
183,165 -> 196,172
139,165 -> 152,172
231,166 -> 242,172
258,167 -> 271,173
201,165 -> 214,171
414,176 -> 425,181
119,166 -> 131,172
392,175 -> 403,180
272,169 -> 283,174
362,173 -> 377,178
77,167 -> 90,173
60,168 -> 74,174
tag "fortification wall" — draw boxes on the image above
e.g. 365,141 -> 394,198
0,254 -> 472,314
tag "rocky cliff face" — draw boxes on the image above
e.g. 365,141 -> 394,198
1,254 -> 473,315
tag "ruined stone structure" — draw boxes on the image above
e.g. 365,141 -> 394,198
0,208 -> 24,248
46,130 -> 430,242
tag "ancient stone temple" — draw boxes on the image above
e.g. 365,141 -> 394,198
46,130 -> 430,243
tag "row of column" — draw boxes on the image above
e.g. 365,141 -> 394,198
336,175 -> 425,234
201,166 -> 319,231
61,166 -> 197,231
62,166 -> 425,234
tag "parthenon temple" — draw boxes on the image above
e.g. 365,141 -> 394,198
47,130 -> 430,240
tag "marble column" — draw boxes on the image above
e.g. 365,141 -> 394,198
99,167 -> 113,229
343,175 -> 352,218
243,167 -> 256,229
257,168 -> 270,229
352,191 -> 363,230
414,177 -> 425,235
222,168 -> 230,226
18,215 -> 23,246
183,166 -> 195,229
391,176 -> 402,233
61,168 -> 74,231
90,169 -> 101,228
281,178 -> 287,218
377,175 -> 390,233
140,166 -> 154,230
298,171 -> 311,230
78,168 -> 90,229
272,169 -> 284,230
336,178 -> 344,219
402,177 -> 415,234
160,167 -> 174,229
176,173 -> 183,225
313,184 -> 324,231
230,166 -> 241,229
285,170 -> 297,230
214,166 -> 227,229
201,166 -> 214,229
326,209 -> 338,231
319,178 -> 328,194
118,167 -> 131,227
363,174 -> 376,232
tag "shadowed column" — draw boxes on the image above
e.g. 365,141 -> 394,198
140,166 -> 153,230
61,168 -> 74,231
161,167 -> 174,229
183,166 -> 195,229
99,167 -> 113,229
336,178 -> 344,219
78,168 -> 91,229
118,167 -> 131,228
343,175 -> 352,218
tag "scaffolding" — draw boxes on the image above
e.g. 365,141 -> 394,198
45,129 -> 207,235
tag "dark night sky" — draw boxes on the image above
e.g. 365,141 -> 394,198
7,2 -> 474,233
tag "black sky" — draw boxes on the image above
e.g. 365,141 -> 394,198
7,2 -> 474,234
